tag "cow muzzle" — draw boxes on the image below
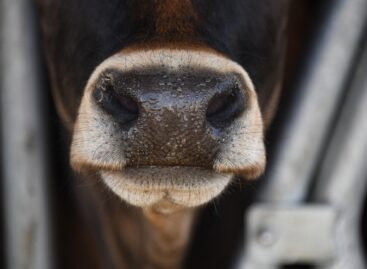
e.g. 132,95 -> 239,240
70,48 -> 266,210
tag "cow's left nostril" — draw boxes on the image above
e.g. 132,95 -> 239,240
206,86 -> 245,128
93,80 -> 139,128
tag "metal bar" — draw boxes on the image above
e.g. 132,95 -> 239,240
312,35 -> 367,269
237,0 -> 367,268
0,0 -> 52,269
259,0 -> 367,203
242,205 -> 337,268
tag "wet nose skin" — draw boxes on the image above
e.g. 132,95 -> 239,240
93,69 -> 246,167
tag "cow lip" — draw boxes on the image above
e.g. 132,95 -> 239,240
106,165 -> 217,172
101,166 -> 231,187
100,166 -> 233,208
98,165 -> 234,177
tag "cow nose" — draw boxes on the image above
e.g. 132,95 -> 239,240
92,69 -> 246,166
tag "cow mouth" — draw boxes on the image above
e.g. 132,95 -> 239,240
100,166 -> 232,209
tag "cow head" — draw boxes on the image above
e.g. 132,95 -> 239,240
37,0 -> 289,212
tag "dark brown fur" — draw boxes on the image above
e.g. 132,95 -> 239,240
154,0 -> 197,41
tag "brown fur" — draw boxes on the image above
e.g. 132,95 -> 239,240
72,177 -> 195,269
142,207 -> 196,268
154,0 -> 198,41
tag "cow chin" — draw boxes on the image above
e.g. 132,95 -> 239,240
101,167 -> 232,211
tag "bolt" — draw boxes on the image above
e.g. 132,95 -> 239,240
256,226 -> 276,247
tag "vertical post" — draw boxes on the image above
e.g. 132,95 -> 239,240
313,37 -> 367,269
237,0 -> 367,268
0,0 -> 52,268
259,0 -> 367,203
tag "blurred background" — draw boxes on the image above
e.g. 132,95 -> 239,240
0,0 -> 366,268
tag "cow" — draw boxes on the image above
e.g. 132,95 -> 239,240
35,0 -> 304,268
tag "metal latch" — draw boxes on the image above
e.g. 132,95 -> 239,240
243,205 -> 337,267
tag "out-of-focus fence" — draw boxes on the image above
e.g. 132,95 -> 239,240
0,0 -> 52,268
238,0 -> 367,268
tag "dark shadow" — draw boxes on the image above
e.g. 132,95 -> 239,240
280,264 -> 315,269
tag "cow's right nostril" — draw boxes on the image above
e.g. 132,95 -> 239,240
206,86 -> 245,129
93,79 -> 139,128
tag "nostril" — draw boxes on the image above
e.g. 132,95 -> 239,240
117,94 -> 139,114
206,86 -> 245,128
93,78 -> 139,127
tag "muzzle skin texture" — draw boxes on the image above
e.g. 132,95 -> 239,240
71,48 -> 265,210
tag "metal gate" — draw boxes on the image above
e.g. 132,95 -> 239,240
238,0 -> 367,268
1,0 -> 51,268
